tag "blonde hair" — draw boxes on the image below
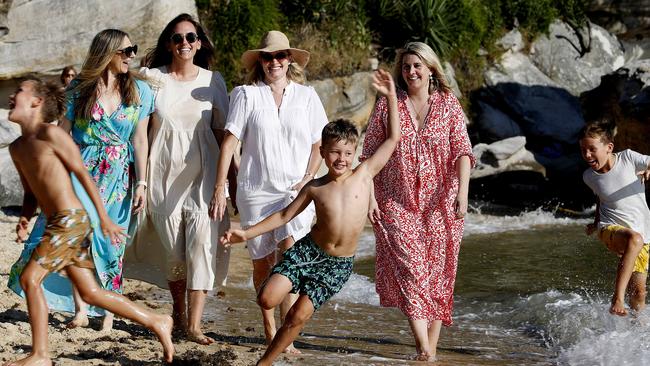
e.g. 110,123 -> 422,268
69,29 -> 143,121
393,42 -> 451,95
245,51 -> 306,85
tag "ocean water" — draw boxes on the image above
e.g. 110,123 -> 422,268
203,208 -> 642,365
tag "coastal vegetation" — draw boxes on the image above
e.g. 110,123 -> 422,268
197,0 -> 590,96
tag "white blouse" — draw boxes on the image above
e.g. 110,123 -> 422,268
225,81 -> 328,193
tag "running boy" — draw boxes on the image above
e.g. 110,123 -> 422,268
6,78 -> 174,365
580,119 -> 650,316
219,69 -> 400,365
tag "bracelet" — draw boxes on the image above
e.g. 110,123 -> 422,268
304,172 -> 314,179
136,180 -> 148,189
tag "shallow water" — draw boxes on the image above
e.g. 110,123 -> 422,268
180,210 -> 645,365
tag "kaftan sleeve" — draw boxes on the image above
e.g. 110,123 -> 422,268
307,86 -> 329,143
447,93 -> 475,168
224,86 -> 248,140
360,96 -> 388,162
210,71 -> 229,130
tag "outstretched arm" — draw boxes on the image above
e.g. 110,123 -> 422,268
44,126 -> 126,244
221,184 -> 313,245
363,69 -> 401,177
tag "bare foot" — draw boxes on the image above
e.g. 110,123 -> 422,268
150,315 -> 175,362
172,312 -> 188,338
3,353 -> 52,366
100,313 -> 114,332
610,298 -> 628,316
66,312 -> 89,329
187,330 -> 215,345
283,343 -> 301,354
413,352 -> 436,362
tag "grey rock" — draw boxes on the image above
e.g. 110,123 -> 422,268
0,0 -> 197,79
530,20 -> 625,96
309,72 -> 376,128
496,28 -> 524,53
0,108 -> 19,147
475,100 -> 522,142
471,136 -> 546,179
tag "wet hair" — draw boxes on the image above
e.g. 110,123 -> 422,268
579,117 -> 617,144
59,65 -> 77,85
393,42 -> 451,95
143,13 -> 215,69
322,119 -> 359,146
70,29 -> 143,122
24,78 -> 66,123
245,51 -> 306,85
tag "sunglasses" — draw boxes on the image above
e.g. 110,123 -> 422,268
260,51 -> 289,62
116,45 -> 138,57
170,32 -> 198,44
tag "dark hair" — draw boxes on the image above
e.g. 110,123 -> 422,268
579,117 -> 617,144
25,78 -> 66,123
59,65 -> 77,85
143,13 -> 214,69
322,119 -> 359,146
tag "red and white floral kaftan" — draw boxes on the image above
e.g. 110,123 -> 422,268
361,89 -> 474,326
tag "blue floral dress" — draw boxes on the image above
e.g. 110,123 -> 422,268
8,79 -> 154,316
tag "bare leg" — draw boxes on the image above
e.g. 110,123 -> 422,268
408,319 -> 433,360
252,253 -> 277,345
168,279 -> 188,335
5,260 -> 52,366
427,320 -> 443,361
66,285 -> 89,329
257,295 -> 314,366
277,236 -> 300,354
187,289 -> 214,345
629,272 -> 647,312
605,229 -> 644,316
65,266 -> 175,363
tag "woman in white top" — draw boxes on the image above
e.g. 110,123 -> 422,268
140,13 -> 234,345
210,30 -> 328,352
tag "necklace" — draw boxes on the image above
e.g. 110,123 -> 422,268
408,96 -> 430,122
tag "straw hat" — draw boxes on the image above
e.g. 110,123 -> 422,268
241,30 -> 310,70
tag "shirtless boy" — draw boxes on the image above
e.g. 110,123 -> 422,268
5,78 -> 174,365
219,69 -> 400,366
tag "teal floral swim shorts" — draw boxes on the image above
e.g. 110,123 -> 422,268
271,234 -> 354,310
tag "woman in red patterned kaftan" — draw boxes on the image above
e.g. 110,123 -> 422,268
361,42 -> 474,361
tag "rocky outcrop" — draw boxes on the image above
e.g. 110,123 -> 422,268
471,136 -> 546,179
0,0 -> 197,79
581,60 -> 650,155
310,71 -> 376,128
530,20 -> 625,96
0,108 -> 21,207
589,0 -> 650,60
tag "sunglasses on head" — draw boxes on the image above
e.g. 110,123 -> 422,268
116,45 -> 138,57
260,51 -> 289,62
170,32 -> 198,44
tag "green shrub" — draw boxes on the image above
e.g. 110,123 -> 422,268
198,0 -> 283,88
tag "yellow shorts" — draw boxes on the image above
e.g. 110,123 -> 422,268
599,225 -> 650,274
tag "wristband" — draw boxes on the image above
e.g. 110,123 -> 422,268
136,180 -> 148,189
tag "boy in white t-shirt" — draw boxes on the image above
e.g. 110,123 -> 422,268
580,119 -> 650,316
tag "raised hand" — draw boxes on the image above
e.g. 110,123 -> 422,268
371,69 -> 396,98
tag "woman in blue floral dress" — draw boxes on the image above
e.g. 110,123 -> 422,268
8,29 -> 154,331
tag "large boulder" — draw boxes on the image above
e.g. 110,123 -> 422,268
581,60 -> 650,155
589,0 -> 650,59
0,0 -> 197,79
309,71 -> 376,128
471,136 -> 546,179
530,20 -> 625,96
0,108 -> 21,207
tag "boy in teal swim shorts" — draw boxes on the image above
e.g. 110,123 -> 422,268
580,119 -> 650,316
220,69 -> 401,365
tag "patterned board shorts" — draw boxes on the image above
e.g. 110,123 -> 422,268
271,234 -> 354,310
599,224 -> 650,274
32,208 -> 95,273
